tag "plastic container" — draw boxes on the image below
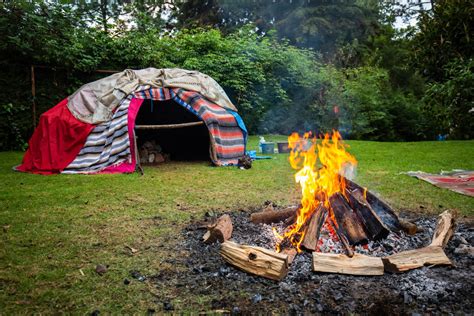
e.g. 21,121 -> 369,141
277,142 -> 290,153
261,142 -> 275,154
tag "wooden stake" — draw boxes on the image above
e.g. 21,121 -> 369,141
220,241 -> 289,281
301,205 -> 328,251
430,209 -> 457,248
382,246 -> 452,273
250,206 -> 297,224
313,252 -> 384,276
203,214 -> 233,244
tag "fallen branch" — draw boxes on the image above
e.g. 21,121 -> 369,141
220,241 -> 289,281
313,252 -> 384,276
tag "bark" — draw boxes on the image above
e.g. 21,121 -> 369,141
202,214 -> 233,244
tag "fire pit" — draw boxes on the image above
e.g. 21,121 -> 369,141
156,131 -> 472,313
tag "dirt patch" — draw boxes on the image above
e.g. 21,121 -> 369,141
146,208 -> 474,314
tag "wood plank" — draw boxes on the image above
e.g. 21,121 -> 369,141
301,205 -> 328,251
220,241 -> 289,281
202,214 -> 233,244
430,209 -> 457,248
135,121 -> 204,129
312,252 -> 384,276
382,246 -> 452,273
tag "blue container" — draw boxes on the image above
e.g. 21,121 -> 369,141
261,142 -> 275,154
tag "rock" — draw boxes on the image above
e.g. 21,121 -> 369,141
130,270 -> 146,281
95,264 -> 108,275
454,244 -> 474,257
163,301 -> 174,311
251,293 -> 262,303
123,278 -> 130,285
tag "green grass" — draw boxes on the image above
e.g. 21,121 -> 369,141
0,136 -> 473,313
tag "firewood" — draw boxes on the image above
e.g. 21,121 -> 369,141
250,206 -> 298,224
346,188 -> 390,240
329,192 -> 368,245
399,219 -> 419,235
382,246 -> 452,273
345,179 -> 402,232
220,241 -> 289,281
327,218 -> 354,257
281,248 -> 297,265
202,214 -> 233,244
313,252 -> 384,276
301,205 -> 328,251
430,209 -> 457,248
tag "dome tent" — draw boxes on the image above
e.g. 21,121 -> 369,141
16,68 -> 247,174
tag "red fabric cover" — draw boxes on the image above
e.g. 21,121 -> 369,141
16,99 -> 95,174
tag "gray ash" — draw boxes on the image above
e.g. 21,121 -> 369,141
149,209 -> 474,314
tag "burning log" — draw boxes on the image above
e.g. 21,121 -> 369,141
250,206 -> 298,224
203,214 -> 233,244
301,205 -> 328,251
220,241 -> 289,281
383,210 -> 456,273
329,192 -> 368,246
281,248 -> 297,265
312,252 -> 384,276
382,246 -> 452,273
327,219 -> 354,258
346,188 -> 390,240
430,209 -> 457,248
345,179 -> 403,232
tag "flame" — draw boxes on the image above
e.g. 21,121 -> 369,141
275,131 -> 357,252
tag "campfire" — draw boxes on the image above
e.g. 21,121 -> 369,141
202,131 -> 457,281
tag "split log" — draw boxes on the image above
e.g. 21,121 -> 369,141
382,246 -> 452,273
430,209 -> 457,248
220,241 -> 289,281
203,214 -> 233,244
313,252 -> 384,276
346,188 -> 389,240
250,206 -> 298,224
345,179 -> 402,232
329,192 -> 368,245
301,205 -> 328,251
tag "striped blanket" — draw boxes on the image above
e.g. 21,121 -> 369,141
63,97 -> 132,174
63,88 -> 246,173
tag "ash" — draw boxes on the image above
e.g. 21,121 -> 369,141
154,208 -> 473,314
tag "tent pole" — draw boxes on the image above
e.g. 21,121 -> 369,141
31,65 -> 36,129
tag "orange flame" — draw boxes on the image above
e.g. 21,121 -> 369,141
274,131 -> 357,252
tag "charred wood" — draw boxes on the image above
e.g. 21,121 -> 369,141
301,205 -> 328,251
346,188 -> 390,240
329,192 -> 368,246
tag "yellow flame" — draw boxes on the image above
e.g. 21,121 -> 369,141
275,131 -> 357,252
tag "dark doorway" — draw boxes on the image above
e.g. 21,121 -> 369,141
135,99 -> 211,161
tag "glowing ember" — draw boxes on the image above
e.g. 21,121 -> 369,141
274,131 -> 357,252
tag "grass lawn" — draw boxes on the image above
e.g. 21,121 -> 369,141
0,136 -> 473,313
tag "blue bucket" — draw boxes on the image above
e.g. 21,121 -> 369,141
261,142 -> 275,154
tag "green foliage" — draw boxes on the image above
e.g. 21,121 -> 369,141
0,103 -> 29,151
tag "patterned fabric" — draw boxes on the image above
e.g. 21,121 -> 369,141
134,88 -> 246,165
63,96 -> 132,174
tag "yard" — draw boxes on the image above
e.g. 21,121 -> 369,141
0,136 -> 473,313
